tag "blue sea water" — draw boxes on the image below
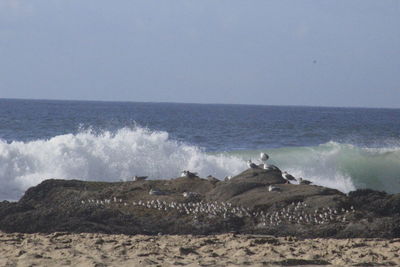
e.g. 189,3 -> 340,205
1,98 -> 400,200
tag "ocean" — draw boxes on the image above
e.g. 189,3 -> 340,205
1,98 -> 400,200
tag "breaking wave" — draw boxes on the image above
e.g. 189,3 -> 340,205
1,126 -> 399,200
0,127 -> 246,200
231,141 -> 400,194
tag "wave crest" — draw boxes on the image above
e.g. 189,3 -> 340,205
0,127 -> 246,200
1,127 -> 399,200
232,141 -> 400,194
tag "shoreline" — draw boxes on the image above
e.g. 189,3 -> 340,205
1,231 -> 399,266
1,167 -> 400,266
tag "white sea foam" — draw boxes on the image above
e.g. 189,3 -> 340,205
1,127 -> 399,200
0,127 -> 246,200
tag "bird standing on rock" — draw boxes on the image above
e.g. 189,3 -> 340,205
181,170 -> 198,178
268,185 -> 281,192
282,171 -> 297,182
260,152 -> 269,162
132,175 -> 148,181
298,178 -> 312,185
260,152 -> 275,171
247,160 -> 259,169
149,189 -> 164,195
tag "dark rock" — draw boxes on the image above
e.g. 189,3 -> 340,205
0,169 -> 400,238
230,168 -> 285,183
347,189 -> 400,216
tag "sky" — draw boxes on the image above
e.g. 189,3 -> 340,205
0,0 -> 399,108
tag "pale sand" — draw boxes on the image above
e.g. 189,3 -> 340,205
1,232 -> 400,266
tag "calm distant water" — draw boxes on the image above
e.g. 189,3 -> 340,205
1,98 -> 400,200
1,98 -> 400,151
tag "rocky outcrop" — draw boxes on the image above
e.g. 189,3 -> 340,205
1,168 -> 400,238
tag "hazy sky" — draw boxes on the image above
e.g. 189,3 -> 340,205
0,0 -> 399,108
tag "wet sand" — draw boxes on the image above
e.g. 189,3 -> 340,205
1,231 -> 399,266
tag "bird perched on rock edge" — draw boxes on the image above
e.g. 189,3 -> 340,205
247,160 -> 258,169
260,152 -> 269,163
282,171 -> 296,182
133,175 -> 148,181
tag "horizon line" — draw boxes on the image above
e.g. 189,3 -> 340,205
1,96 -> 399,110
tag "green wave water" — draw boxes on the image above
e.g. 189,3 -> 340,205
222,141 -> 400,194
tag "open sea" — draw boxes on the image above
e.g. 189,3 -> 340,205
1,98 -> 400,200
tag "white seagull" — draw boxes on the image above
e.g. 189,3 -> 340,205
268,185 -> 280,192
263,163 -> 274,170
260,152 -> 269,162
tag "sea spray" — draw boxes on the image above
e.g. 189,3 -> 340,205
0,127 -> 246,200
1,126 -> 400,200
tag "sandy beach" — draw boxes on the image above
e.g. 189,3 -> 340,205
1,231 -> 399,266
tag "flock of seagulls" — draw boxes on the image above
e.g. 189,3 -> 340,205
247,152 -> 313,186
256,201 -> 355,226
151,152 -> 309,187
128,152 -> 312,194
90,151 -> 336,228
80,197 -> 355,227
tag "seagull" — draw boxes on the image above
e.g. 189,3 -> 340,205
282,171 -> 296,182
183,191 -> 200,198
263,163 -> 281,173
149,189 -> 164,195
268,185 -> 281,192
132,175 -> 148,181
260,152 -> 269,162
263,163 -> 274,170
247,160 -> 258,169
181,170 -> 197,178
298,178 -> 312,185
224,175 -> 233,181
